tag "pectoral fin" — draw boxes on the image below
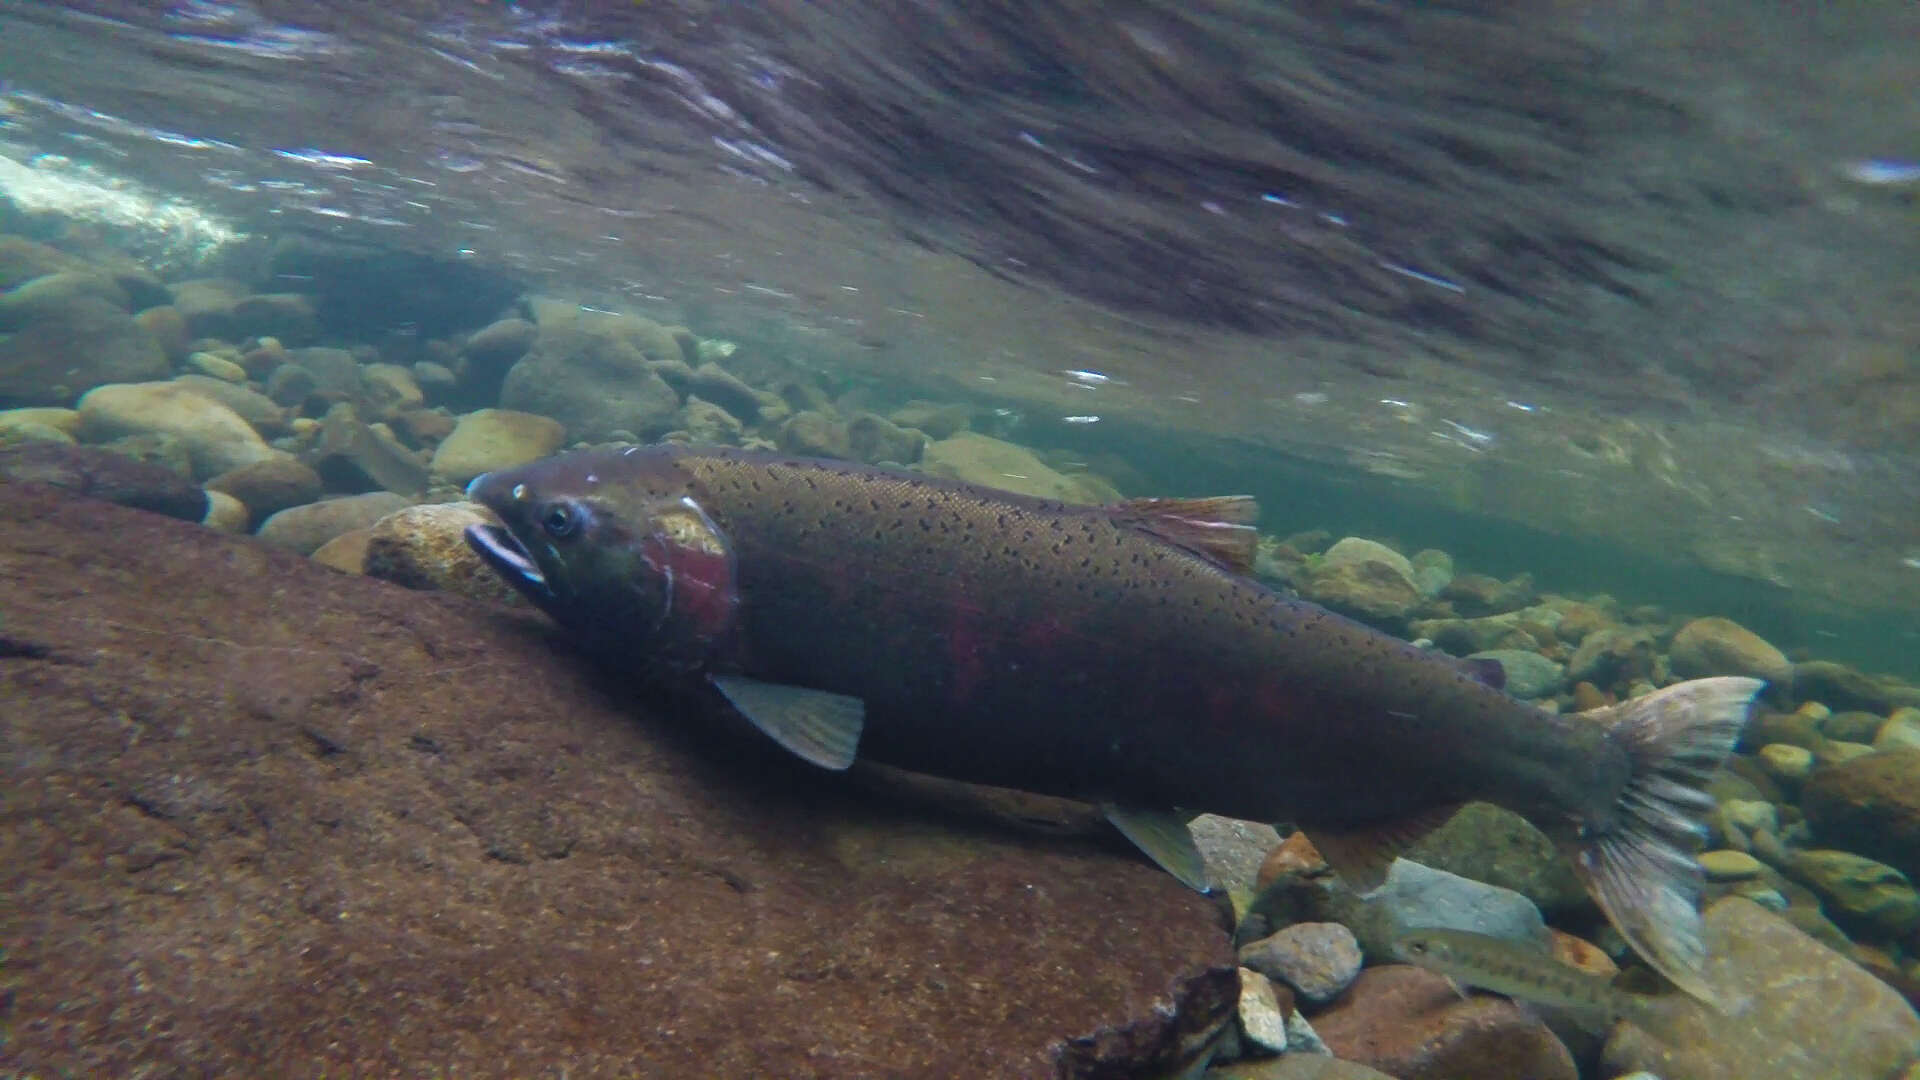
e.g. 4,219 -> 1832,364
710,674 -> 864,770
1103,803 -> 1209,890
1306,803 -> 1464,895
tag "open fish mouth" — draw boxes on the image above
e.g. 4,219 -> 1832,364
464,523 -> 554,602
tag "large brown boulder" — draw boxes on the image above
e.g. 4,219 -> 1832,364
0,479 -> 1233,1079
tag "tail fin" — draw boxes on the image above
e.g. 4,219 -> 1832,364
1571,676 -> 1763,1005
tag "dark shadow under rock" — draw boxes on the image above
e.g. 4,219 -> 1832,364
0,479 -> 1233,1079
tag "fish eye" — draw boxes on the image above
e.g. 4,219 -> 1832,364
541,502 -> 579,538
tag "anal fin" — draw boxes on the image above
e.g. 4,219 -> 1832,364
1306,803 -> 1465,895
710,674 -> 864,770
1103,803 -> 1209,890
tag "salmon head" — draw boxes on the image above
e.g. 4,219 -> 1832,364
463,450 -> 738,674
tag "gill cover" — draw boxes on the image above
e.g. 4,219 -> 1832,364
464,466 -> 740,676
636,495 -> 741,672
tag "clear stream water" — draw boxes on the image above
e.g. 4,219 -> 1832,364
2,0 -> 1917,677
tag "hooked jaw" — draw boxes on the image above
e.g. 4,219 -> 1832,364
463,471 -> 557,606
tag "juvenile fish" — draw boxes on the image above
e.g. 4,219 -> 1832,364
1393,927 -> 1669,1027
464,445 -> 1761,1004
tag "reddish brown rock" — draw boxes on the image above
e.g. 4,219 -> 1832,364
1308,966 -> 1578,1080
0,479 -> 1234,1079
1256,831 -> 1329,893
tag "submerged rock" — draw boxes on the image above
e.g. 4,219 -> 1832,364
1309,966 -> 1578,1080
1467,649 -> 1564,700
0,406 -> 81,446
1237,922 -> 1362,1005
1564,625 -> 1656,688
205,457 -> 325,522
685,361 -> 763,422
1233,967 -> 1292,1056
77,381 -> 279,480
359,362 -> 424,418
1253,855 -> 1549,966
847,410 -> 927,465
0,295 -> 168,405
890,400 -> 972,440
134,304 -> 190,360
310,526 -> 374,574
778,409 -> 853,459
1601,898 -> 1920,1080
0,271 -> 131,326
1802,749 -> 1920,882
1407,548 -> 1453,598
1192,816 -> 1283,902
1792,660 -> 1920,714
362,501 -> 523,606
1297,539 -> 1421,626
287,346 -> 363,401
460,316 -> 537,382
428,408 -> 565,487
675,395 -> 746,447
1875,707 -> 1920,752
166,277 -> 248,336
1670,615 -> 1793,688
1400,802 -> 1586,915
0,235 -> 93,290
185,350 -> 248,383
200,489 -> 249,533
1781,849 -> 1920,938
920,431 -> 1118,503
500,310 -> 685,441
0,419 -> 73,447
1408,611 -> 1544,655
1436,572 -> 1536,617
256,491 -> 412,555
1205,1057 -> 1398,1079
2,479 -> 1236,1079
0,442 -> 206,521
313,403 -> 430,496
173,374 -> 286,433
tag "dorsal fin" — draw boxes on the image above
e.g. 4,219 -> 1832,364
1109,495 -> 1260,574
